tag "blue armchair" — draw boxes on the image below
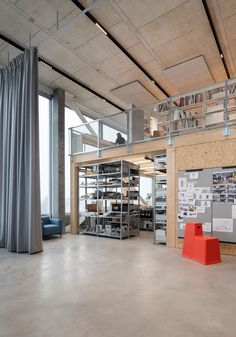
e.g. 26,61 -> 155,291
41,216 -> 62,238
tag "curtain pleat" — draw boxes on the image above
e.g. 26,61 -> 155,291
0,48 -> 42,254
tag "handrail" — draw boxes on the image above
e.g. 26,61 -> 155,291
69,78 -> 236,157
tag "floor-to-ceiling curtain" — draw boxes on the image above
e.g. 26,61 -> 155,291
0,47 -> 42,254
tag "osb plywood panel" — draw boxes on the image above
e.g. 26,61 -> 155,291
176,138 -> 236,171
175,138 -> 236,255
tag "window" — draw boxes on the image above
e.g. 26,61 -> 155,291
65,107 -> 84,213
39,95 -> 50,214
84,115 -> 98,135
102,124 -> 126,143
140,177 -> 153,205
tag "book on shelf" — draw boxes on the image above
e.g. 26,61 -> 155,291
156,101 -> 171,112
179,93 -> 203,107
228,84 -> 236,95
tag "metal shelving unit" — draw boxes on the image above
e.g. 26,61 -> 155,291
153,154 -> 167,244
79,160 -> 140,239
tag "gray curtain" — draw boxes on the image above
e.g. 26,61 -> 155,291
0,48 -> 43,254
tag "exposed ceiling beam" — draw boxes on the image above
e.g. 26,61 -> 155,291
0,32 -> 125,111
65,94 -> 127,133
202,0 -> 230,79
68,101 -> 97,136
70,0 -> 170,98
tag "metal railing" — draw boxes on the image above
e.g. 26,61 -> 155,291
69,78 -> 236,156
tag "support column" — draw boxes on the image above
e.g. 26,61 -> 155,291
128,104 -> 144,143
70,162 -> 78,234
52,88 -> 65,230
166,146 -> 177,247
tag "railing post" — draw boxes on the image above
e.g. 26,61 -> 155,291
97,120 -> 101,157
68,128 -> 72,156
223,79 -> 230,136
167,98 -> 173,145
201,90 -> 206,129
127,110 -> 131,153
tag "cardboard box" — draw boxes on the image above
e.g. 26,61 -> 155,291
152,130 -> 164,137
87,204 -> 97,212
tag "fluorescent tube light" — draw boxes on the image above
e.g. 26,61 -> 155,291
40,61 -> 52,69
95,23 -> 107,35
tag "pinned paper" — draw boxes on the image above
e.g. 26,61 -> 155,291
203,222 -> 211,232
179,198 -> 188,205
196,206 -> 206,213
178,192 -> 187,199
187,211 -> 197,218
189,172 -> 199,179
178,177 -> 187,190
213,218 -> 233,232
187,192 -> 194,199
232,205 -> 236,219
180,223 -> 186,230
179,206 -> 189,212
201,193 -> 213,200
202,187 -> 211,193
188,183 -> 195,190
201,200 -> 211,208
188,199 -> 196,206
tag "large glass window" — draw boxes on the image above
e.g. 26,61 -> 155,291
39,96 -> 50,214
84,115 -> 98,135
65,107 -> 84,213
64,109 -> 127,213
102,124 -> 126,143
140,177 -> 153,205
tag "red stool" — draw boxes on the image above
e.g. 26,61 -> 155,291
182,222 -> 221,265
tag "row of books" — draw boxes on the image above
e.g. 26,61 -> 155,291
155,83 -> 236,113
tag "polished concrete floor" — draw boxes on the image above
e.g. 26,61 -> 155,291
1,232 -> 236,337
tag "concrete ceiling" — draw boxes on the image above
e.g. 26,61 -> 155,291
0,0 -> 235,117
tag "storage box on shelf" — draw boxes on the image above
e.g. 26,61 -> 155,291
153,155 -> 167,244
139,206 -> 153,231
79,160 -> 140,239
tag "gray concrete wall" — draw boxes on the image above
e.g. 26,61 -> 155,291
128,104 -> 144,143
52,88 -> 65,231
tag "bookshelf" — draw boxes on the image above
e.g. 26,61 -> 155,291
151,79 -> 236,135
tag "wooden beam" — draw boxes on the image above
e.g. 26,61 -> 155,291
72,139 -> 166,165
71,128 -> 236,166
68,101 -> 97,136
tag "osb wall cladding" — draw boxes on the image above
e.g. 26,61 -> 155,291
176,138 -> 236,171
175,137 -> 236,255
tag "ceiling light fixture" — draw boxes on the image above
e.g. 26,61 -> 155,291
40,60 -> 52,69
95,22 -> 107,35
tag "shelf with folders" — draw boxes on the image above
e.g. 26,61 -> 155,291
153,155 -> 167,244
78,160 -> 140,239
